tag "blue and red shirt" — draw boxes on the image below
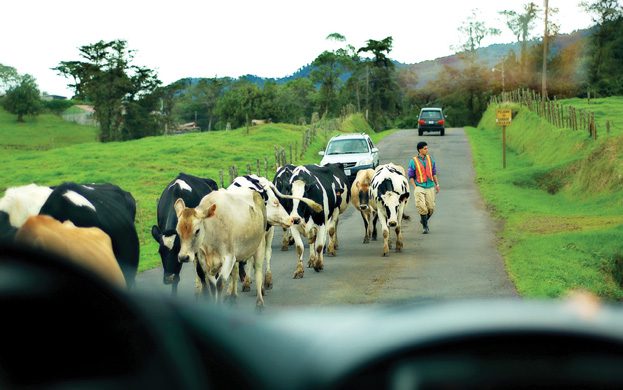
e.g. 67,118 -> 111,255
408,154 -> 436,189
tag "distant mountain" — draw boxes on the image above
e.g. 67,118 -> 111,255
178,28 -> 592,90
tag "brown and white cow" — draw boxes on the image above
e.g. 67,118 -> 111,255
228,174 -> 320,290
370,163 -> 410,257
15,215 -> 126,288
175,187 -> 268,307
350,168 -> 377,243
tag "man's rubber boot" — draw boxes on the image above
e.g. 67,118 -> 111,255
420,214 -> 429,234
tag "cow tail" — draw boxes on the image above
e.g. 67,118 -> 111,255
265,182 -> 323,213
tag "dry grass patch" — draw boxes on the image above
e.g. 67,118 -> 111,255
520,215 -> 623,234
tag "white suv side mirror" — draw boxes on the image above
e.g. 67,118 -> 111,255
318,150 -> 325,156
371,147 -> 379,153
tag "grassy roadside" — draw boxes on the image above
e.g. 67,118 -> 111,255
466,100 -> 623,299
0,110 -> 393,272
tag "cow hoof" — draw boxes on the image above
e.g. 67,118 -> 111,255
264,273 -> 273,290
307,259 -> 314,268
363,237 -> 370,244
314,260 -> 324,272
293,271 -> 304,279
383,252 -> 388,257
242,284 -> 250,292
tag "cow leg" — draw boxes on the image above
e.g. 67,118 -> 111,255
377,213 -> 390,256
307,226 -> 318,268
395,226 -> 403,252
371,213 -> 378,241
333,216 -> 340,250
242,260 -> 252,292
254,238 -> 266,308
314,224 -> 327,272
396,206 -> 405,252
290,226 -> 305,279
360,210 -> 371,244
264,227 -> 274,290
281,227 -> 292,251
225,262 -> 239,303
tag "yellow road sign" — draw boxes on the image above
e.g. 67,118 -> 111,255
496,108 -> 512,126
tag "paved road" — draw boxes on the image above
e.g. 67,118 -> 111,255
135,128 -> 517,310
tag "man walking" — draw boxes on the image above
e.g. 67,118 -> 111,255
407,141 -> 439,234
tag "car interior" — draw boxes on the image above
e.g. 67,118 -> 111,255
2,242 -> 623,389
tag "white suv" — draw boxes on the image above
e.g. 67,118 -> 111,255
318,133 -> 379,183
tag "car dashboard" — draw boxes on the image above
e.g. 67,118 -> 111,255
2,243 -> 623,389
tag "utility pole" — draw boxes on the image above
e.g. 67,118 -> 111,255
541,0 -> 549,101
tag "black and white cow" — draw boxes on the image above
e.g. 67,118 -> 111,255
151,173 -> 218,295
285,163 -> 348,278
272,165 -> 297,251
0,184 -> 53,242
370,163 -> 410,257
39,182 -> 140,285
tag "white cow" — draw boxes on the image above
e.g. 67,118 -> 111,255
175,187 -> 268,307
229,175 -> 291,290
370,163 -> 410,256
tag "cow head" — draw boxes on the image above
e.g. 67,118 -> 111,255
377,180 -> 410,227
174,198 -> 216,264
151,225 -> 182,284
356,180 -> 372,210
266,196 -> 293,228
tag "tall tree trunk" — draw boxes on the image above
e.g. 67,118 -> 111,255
541,0 -> 549,101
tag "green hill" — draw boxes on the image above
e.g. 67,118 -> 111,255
467,96 -> 623,299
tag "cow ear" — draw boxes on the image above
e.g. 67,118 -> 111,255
151,225 -> 162,243
400,192 -> 410,202
174,198 -> 186,218
202,203 -> 217,218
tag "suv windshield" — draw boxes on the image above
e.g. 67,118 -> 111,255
326,139 -> 369,155
420,110 -> 442,120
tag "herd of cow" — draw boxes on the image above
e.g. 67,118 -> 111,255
0,162 -> 411,307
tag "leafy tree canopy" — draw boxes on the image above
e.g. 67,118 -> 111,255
2,74 -> 41,122
54,40 -> 161,142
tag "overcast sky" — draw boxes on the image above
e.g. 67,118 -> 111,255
1,0 -> 593,97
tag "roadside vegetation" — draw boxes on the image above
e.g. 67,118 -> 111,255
0,108 -> 391,271
466,97 -> 623,299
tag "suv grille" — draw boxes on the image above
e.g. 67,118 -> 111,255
342,162 -> 357,168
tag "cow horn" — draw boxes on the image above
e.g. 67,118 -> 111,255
265,182 -> 323,213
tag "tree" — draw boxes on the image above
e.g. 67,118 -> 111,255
452,10 -> 499,125
0,63 -> 20,94
499,2 -> 540,82
580,0 -> 623,94
2,74 -> 41,122
54,40 -> 161,142
357,36 -> 400,129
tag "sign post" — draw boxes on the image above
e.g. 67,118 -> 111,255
495,109 -> 512,169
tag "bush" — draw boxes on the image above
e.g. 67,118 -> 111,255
43,99 -> 75,115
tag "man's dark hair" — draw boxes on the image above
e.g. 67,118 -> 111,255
417,141 -> 428,151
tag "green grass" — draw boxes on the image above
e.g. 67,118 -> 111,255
0,110 -> 394,272
467,97 -> 623,299
559,96 -> 623,136
0,108 -> 97,151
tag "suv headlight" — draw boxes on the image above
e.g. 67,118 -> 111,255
356,157 -> 374,167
